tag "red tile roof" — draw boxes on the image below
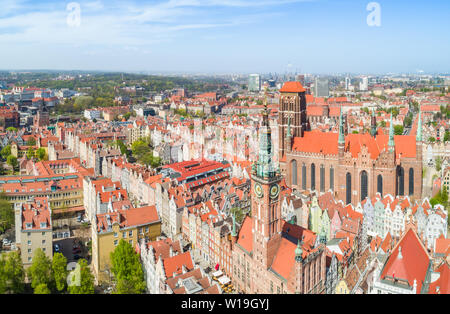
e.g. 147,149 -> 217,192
280,81 -> 306,93
380,228 -> 430,293
237,215 -> 253,254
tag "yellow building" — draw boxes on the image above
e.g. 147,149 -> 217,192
335,279 -> 350,294
0,175 -> 84,211
92,205 -> 161,283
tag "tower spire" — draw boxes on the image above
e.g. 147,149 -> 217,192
388,113 -> 395,152
256,88 -> 276,179
338,106 -> 345,145
416,107 -> 422,142
371,109 -> 377,137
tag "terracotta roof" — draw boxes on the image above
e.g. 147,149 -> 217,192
380,228 -> 430,293
236,215 -> 253,254
280,81 -> 306,93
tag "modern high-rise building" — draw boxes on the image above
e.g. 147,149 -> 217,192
314,78 -> 329,97
360,77 -> 369,91
248,74 -> 261,92
345,77 -> 351,90
295,74 -> 305,86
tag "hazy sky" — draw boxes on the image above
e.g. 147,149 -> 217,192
0,0 -> 449,74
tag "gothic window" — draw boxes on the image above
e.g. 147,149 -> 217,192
397,167 -> 405,196
302,163 -> 307,190
320,165 -> 325,192
311,163 -> 316,191
360,171 -> 368,201
330,167 -> 334,191
291,160 -> 298,185
409,168 -> 414,195
377,175 -> 383,196
346,172 -> 351,205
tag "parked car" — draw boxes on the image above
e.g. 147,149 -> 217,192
54,244 -> 60,253
72,247 -> 81,254
73,254 -> 81,260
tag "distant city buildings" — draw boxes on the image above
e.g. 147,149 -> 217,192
248,74 -> 261,92
314,78 -> 330,97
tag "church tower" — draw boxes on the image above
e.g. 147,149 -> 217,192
278,82 -> 308,164
251,98 -> 282,270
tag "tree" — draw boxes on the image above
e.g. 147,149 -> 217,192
110,240 -> 146,294
435,156 -> 442,172
6,155 -> 18,170
52,253 -> 68,292
28,248 -> 53,291
26,138 -> 36,146
34,283 -> 51,294
1,145 -> 11,160
429,136 -> 436,143
68,259 -> 94,294
0,193 -> 13,234
36,148 -> 47,161
26,148 -> 35,160
6,127 -> 17,132
394,125 -> 404,135
444,131 -> 450,143
131,140 -> 151,162
0,251 -> 25,294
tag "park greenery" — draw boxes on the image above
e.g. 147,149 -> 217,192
110,240 -> 146,294
0,251 -> 25,294
131,138 -> 162,168
21,249 -> 95,294
0,192 -> 13,234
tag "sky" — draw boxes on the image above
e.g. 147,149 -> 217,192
0,0 -> 449,74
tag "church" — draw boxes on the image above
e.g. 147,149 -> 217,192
232,104 -> 327,294
278,81 -> 423,205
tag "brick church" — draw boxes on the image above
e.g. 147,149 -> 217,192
278,81 -> 423,205
232,104 -> 327,294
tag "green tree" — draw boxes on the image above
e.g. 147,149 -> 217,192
435,156 -> 442,172
68,259 -> 95,294
52,253 -> 68,292
0,251 -> 25,293
429,136 -> 436,143
131,140 -> 151,161
110,240 -> 146,294
36,148 -> 47,161
6,155 -> 18,172
34,283 -> 51,294
444,131 -> 450,143
1,145 -> 11,159
28,248 -> 53,291
26,138 -> 36,146
0,193 -> 13,233
394,125 -> 404,135
26,148 -> 35,159
6,127 -> 17,132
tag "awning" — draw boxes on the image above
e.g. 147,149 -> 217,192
212,270 -> 223,278
218,276 -> 230,285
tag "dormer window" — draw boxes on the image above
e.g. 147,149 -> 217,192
26,223 -> 33,229
40,222 -> 47,229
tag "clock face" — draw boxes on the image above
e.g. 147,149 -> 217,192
254,183 -> 263,198
270,184 -> 280,199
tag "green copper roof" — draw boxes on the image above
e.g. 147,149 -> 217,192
388,113 -> 395,151
416,109 -> 422,142
338,107 -> 345,145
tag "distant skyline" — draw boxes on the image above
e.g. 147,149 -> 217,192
0,0 -> 449,74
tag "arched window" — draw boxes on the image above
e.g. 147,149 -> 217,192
320,165 -> 325,192
311,163 -> 316,191
397,167 -> 404,196
302,163 -> 306,190
330,167 -> 334,191
360,171 -> 368,201
291,160 -> 298,185
346,172 -> 352,205
409,168 -> 414,195
377,175 -> 383,196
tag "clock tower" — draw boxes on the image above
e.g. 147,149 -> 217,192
250,98 -> 282,271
